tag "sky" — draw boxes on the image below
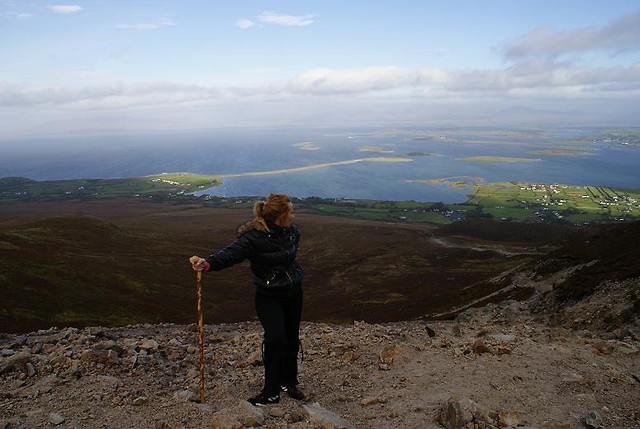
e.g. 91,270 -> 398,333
1,0 -> 640,139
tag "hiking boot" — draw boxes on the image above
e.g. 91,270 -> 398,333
247,391 -> 280,406
281,385 -> 305,401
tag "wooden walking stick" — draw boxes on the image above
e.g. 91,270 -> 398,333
196,270 -> 205,403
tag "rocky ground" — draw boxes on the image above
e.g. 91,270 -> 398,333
2,292 -> 639,429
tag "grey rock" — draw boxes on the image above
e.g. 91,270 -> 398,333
132,396 -> 148,406
236,401 -> 268,427
81,349 -> 119,365
210,413 -> 242,429
583,410 -> 604,429
48,412 -> 65,426
138,339 -> 159,351
303,402 -> 355,429
438,397 -> 473,429
0,352 -> 31,374
173,389 -> 198,403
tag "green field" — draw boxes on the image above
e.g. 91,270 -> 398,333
466,182 -> 640,223
1,174 -> 638,225
0,173 -> 220,201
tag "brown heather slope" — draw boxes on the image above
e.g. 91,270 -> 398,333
0,199 -> 550,333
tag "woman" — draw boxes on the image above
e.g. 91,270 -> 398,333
189,193 -> 305,406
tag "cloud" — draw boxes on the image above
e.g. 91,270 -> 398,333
17,13 -> 33,19
235,18 -> 254,29
285,67 -> 448,95
502,10 -> 640,60
0,81 -> 224,109
47,5 -> 82,14
117,17 -> 176,31
2,62 -> 638,114
258,11 -> 315,26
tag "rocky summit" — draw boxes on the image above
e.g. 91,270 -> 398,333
1,291 -> 639,429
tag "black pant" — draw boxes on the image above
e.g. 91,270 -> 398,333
255,285 -> 303,396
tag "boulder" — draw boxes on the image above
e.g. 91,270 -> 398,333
0,352 -> 32,374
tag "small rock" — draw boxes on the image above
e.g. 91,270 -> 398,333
379,344 -> 403,365
0,352 -> 31,374
48,412 -> 65,426
11,380 -> 26,389
210,413 -> 242,429
583,410 -> 604,429
496,346 -> 512,355
267,407 -> 286,417
303,402 -> 355,429
210,401 -> 268,429
81,349 -> 119,365
590,340 -> 614,355
615,341 -> 639,355
452,324 -> 462,337
498,410 -> 522,427
132,396 -> 148,406
425,325 -> 436,338
438,397 -> 473,429
237,401 -> 268,427
342,350 -> 359,363
472,339 -> 489,354
246,349 -> 262,366
138,339 -> 159,351
361,397 -> 380,406
488,333 -> 515,342
173,389 -> 198,403
549,327 -> 571,342
26,362 -> 37,378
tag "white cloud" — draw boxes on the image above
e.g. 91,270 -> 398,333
117,17 -> 176,31
235,18 -> 254,29
285,67 -> 448,95
258,11 -> 315,27
0,81 -> 222,109
2,62 -> 639,113
17,13 -> 33,19
47,5 -> 82,14
502,10 -> 640,60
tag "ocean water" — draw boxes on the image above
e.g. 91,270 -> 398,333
1,127 -> 639,203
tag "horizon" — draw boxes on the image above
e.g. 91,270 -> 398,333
1,1 -> 640,140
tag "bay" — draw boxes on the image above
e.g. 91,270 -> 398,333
1,126 -> 638,203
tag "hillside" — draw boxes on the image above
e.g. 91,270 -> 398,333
0,200 -> 639,428
1,199 -> 638,335
0,199 -> 556,333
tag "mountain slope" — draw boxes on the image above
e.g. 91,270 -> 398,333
0,203 -> 543,333
1,201 -> 638,335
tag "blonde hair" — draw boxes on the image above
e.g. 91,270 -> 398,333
253,193 -> 292,231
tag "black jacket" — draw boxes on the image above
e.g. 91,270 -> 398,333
206,220 -> 303,294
